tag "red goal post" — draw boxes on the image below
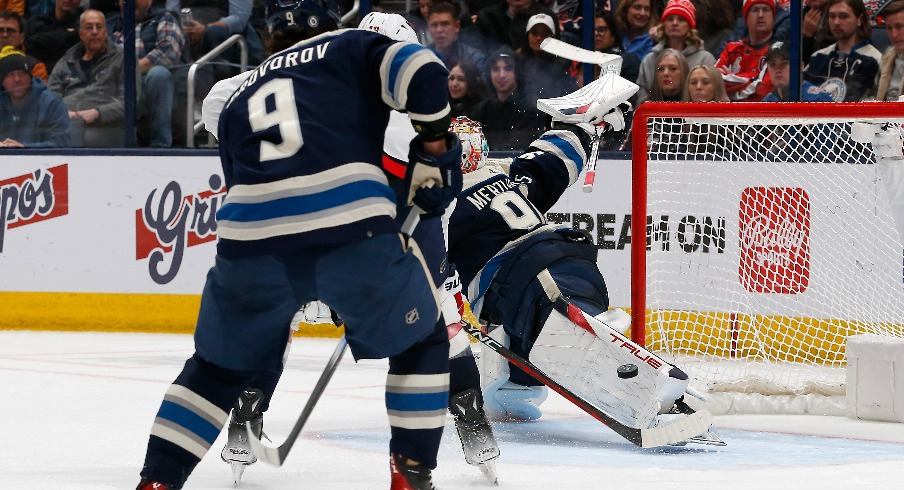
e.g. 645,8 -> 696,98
629,102 -> 904,414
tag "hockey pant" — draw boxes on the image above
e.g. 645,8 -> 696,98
139,234 -> 448,487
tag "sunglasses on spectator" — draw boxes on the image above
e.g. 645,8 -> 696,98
595,26 -> 609,33
0,27 -> 20,35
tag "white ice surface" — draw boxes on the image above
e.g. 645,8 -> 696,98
3,330 -> 904,489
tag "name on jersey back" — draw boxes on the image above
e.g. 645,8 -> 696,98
230,41 -> 332,103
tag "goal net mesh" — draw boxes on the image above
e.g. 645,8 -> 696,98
634,103 -> 904,413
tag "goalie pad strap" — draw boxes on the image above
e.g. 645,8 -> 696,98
529,307 -> 689,428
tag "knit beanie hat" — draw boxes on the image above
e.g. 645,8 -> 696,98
0,45 -> 28,81
661,0 -> 696,29
742,0 -> 776,20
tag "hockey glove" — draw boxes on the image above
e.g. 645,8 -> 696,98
405,132 -> 463,218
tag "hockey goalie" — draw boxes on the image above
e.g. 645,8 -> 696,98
443,82 -> 723,446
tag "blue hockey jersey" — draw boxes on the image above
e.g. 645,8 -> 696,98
446,129 -> 588,314
215,29 -> 450,257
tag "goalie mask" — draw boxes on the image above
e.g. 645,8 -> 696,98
449,116 -> 488,173
265,0 -> 340,35
358,12 -> 419,44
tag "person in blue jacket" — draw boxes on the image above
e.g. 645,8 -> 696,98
762,41 -> 834,102
0,45 -> 70,148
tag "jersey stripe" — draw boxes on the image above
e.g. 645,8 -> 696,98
530,130 -> 585,185
216,163 -> 396,241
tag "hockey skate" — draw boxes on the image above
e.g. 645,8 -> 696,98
221,388 -> 267,485
449,388 -> 501,484
389,453 -> 437,490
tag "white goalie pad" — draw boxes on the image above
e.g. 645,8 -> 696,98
529,308 -> 690,429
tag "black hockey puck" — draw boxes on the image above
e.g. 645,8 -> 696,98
617,363 -> 639,379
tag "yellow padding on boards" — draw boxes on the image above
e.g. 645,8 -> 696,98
643,309 -> 903,363
0,292 -> 343,337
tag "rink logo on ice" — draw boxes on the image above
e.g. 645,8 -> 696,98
136,175 -> 225,284
739,187 -> 810,294
0,164 -> 69,253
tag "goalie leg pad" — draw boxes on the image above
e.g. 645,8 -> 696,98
529,307 -> 689,429
478,325 -> 548,421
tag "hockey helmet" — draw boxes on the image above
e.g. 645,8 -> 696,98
449,116 -> 488,174
358,12 -> 419,44
265,0 -> 341,35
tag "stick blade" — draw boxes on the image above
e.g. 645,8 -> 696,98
639,410 -> 714,448
246,421 -> 290,466
540,38 -> 621,68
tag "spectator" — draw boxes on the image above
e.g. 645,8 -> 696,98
448,60 -> 487,118
636,0 -> 714,101
803,0 -> 881,101
428,1 -> 488,73
715,0 -> 777,101
639,47 -> 689,103
683,63 -> 730,100
803,0 -> 834,61
694,0 -> 737,56
518,13 -> 577,103
167,0 -> 265,88
26,0 -> 53,18
877,0 -> 904,100
0,45 -> 70,147
716,0 -> 790,56
0,10 -> 47,81
404,0 -> 433,44
48,9 -> 125,147
680,64 -> 731,153
473,0 -> 555,53
25,0 -> 82,74
591,9 -> 641,84
108,0 -> 185,147
763,41 -> 833,100
615,0 -> 656,59
472,46 -> 545,149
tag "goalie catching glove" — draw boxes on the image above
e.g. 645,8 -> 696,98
405,132 -> 463,218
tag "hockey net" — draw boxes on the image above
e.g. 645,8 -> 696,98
630,102 -> 904,415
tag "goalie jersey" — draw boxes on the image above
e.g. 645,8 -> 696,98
214,29 -> 449,257
447,129 -> 590,314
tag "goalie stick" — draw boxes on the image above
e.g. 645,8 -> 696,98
247,206 -> 424,467
540,38 -> 623,72
459,316 -> 713,448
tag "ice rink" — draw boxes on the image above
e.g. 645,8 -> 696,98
4,330 -> 904,489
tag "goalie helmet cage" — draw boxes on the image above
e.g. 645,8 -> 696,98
629,102 -> 904,415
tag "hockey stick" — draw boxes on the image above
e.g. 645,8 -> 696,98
459,318 -> 712,448
247,335 -> 348,466
540,38 -> 623,71
247,205 -> 425,466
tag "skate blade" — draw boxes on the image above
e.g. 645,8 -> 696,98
685,429 -> 726,446
478,460 -> 498,485
231,462 -> 246,487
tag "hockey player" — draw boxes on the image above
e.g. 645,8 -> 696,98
135,0 -> 463,488
202,11 -> 502,485
443,114 -> 718,441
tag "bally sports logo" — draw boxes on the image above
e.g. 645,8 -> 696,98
739,187 -> 810,294
0,164 -> 69,253
136,175 -> 225,285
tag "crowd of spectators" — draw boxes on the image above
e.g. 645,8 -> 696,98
0,0 -> 901,150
